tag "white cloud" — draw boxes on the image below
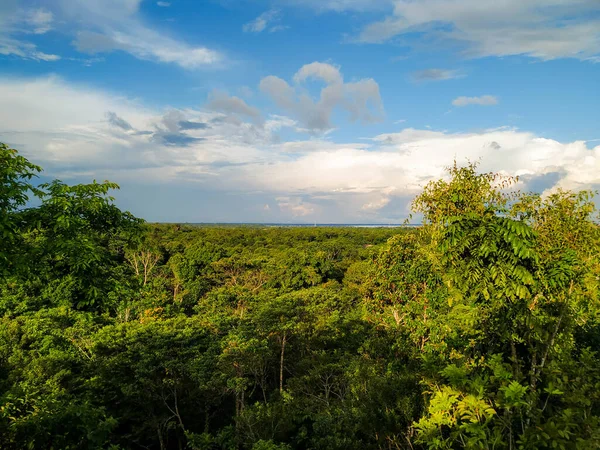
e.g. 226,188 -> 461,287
362,195 -> 392,211
260,62 -> 384,133
277,197 -> 316,217
264,115 -> 298,134
1,76 -> 600,222
73,29 -> 221,69
0,37 -> 61,61
412,68 -> 463,82
452,95 -> 498,107
206,90 -> 261,120
22,8 -> 54,34
278,139 -> 368,153
0,6 -> 59,61
271,130 -> 596,200
60,0 -> 144,21
243,9 -> 283,33
238,86 -> 254,98
373,128 -> 446,145
106,111 -> 134,130
0,1 -> 219,68
282,0 -> 390,12
269,25 -> 290,33
0,75 -> 287,175
157,1 -> 170,6
293,62 -> 344,85
0,76 -> 149,132
62,0 -> 222,68
357,0 -> 600,61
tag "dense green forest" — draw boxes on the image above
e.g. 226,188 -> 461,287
1,142 -> 600,449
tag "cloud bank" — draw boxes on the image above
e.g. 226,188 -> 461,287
1,76 -> 599,222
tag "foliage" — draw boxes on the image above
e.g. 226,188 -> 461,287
409,162 -> 600,449
1,146 -> 599,449
0,143 -> 41,272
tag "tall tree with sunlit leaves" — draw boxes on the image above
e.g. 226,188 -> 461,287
407,162 -> 600,448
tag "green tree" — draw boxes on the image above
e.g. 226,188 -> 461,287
0,143 -> 41,273
408,162 -> 600,448
22,180 -> 143,310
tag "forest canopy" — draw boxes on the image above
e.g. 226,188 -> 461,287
1,143 -> 599,449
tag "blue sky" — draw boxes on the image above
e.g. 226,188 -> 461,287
1,0 -> 599,223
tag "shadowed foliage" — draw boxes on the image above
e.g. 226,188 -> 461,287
1,146 -> 599,449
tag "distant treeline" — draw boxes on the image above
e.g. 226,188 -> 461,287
158,223 -> 416,228
1,143 -> 599,449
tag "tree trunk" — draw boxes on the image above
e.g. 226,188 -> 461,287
280,331 -> 287,393
156,422 -> 165,450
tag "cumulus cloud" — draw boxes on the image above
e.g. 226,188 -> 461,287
2,76 -> 600,222
206,90 -> 261,120
357,0 -> 600,61
221,128 -> 600,216
277,197 -> 316,217
260,62 -> 384,133
362,194 -> 392,211
452,95 -> 498,107
412,68 -> 463,82
156,1 -> 170,6
243,9 -> 285,33
293,62 -> 344,85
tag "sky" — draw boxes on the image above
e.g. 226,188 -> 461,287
1,0 -> 599,223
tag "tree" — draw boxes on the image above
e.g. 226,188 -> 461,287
0,143 -> 41,272
23,179 -> 143,310
407,162 -> 600,448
